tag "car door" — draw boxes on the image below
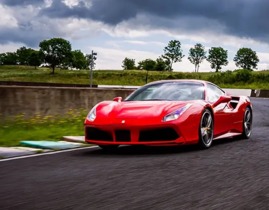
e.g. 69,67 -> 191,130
206,83 -> 234,137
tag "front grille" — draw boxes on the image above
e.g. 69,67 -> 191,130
139,128 -> 179,142
86,127 -> 113,141
115,130 -> 131,142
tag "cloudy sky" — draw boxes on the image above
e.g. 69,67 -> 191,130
0,0 -> 269,71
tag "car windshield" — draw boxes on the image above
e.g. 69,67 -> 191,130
125,82 -> 205,101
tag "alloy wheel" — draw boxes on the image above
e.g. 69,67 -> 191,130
200,110 -> 214,148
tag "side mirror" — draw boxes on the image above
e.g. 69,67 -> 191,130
212,95 -> 231,108
113,97 -> 122,102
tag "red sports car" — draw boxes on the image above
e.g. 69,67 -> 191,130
84,80 -> 252,150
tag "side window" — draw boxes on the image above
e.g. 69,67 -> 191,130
207,84 -> 225,103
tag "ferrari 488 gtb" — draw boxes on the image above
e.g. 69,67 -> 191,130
84,80 -> 252,150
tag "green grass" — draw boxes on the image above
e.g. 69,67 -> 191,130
0,65 -> 269,88
0,110 -> 87,147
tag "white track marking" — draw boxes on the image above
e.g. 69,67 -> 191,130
0,146 -> 99,162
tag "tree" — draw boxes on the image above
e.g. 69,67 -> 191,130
122,57 -> 136,70
138,59 -> 156,70
155,57 -> 170,71
29,50 -> 42,69
207,47 -> 228,72
188,43 -> 206,72
162,40 -> 184,71
0,53 -> 6,65
70,50 -> 88,70
39,38 -> 72,74
234,48 -> 259,70
16,47 -> 35,65
0,52 -> 18,65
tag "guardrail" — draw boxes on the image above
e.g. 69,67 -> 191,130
0,84 -> 268,120
251,90 -> 269,98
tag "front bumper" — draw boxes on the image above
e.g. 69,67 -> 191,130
85,124 -> 186,146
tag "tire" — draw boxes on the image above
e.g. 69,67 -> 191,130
99,145 -> 119,152
199,109 -> 214,149
239,107 -> 252,139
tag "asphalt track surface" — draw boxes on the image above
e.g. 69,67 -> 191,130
0,98 -> 268,210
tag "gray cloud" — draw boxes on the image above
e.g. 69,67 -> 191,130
40,1 -> 91,19
40,0 -> 269,43
0,26 -> 64,48
0,28 -> 44,47
2,0 -> 44,6
0,0 -> 269,47
0,17 -> 66,47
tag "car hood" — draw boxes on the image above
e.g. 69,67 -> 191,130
93,100 -> 193,123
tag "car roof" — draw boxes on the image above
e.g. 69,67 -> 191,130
146,79 -> 208,86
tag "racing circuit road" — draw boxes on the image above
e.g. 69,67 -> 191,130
0,98 -> 269,210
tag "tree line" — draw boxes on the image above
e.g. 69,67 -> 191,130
122,40 -> 260,72
0,38 -> 96,74
0,38 -> 260,74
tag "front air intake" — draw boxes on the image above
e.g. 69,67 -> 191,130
86,127 -> 113,141
139,128 -> 179,141
115,130 -> 131,142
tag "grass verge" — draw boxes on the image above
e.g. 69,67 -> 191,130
0,66 -> 269,89
0,109 -> 86,147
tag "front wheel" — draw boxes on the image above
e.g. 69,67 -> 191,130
199,109 -> 214,149
239,107 -> 252,139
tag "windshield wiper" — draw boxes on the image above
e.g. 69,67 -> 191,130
143,99 -> 172,101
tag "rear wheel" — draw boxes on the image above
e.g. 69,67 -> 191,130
239,107 -> 252,139
99,145 -> 119,151
199,109 -> 214,149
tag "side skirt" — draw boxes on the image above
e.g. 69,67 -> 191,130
213,132 -> 241,140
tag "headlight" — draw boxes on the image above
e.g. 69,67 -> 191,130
163,104 -> 191,122
87,105 -> 97,122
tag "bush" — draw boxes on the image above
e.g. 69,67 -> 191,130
207,71 -> 236,85
252,72 -> 269,83
235,69 -> 252,82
